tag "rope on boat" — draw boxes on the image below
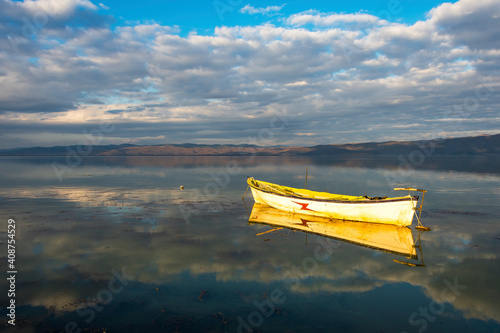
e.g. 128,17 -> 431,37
395,187 -> 431,231
241,184 -> 250,199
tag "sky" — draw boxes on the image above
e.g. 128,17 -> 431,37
0,0 -> 499,148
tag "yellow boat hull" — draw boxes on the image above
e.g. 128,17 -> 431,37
248,178 -> 418,226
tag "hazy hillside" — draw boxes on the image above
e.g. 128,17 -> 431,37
302,134 -> 500,156
98,144 -> 312,156
0,134 -> 498,156
0,144 -> 136,156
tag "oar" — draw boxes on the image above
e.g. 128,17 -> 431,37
256,228 -> 283,236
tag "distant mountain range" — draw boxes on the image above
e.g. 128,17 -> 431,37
0,134 -> 499,156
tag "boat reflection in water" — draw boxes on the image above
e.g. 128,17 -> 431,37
249,203 -> 427,264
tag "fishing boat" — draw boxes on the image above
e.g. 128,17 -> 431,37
246,177 -> 426,227
249,203 -> 418,259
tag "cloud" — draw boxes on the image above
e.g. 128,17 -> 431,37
286,10 -> 386,28
21,0 -> 98,16
98,2 -> 109,10
0,0 -> 499,148
428,0 -> 500,50
0,0 -> 111,39
239,4 -> 285,16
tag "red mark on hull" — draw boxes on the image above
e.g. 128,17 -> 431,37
292,201 -> 315,211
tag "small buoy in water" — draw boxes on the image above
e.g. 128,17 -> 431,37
180,185 -> 184,190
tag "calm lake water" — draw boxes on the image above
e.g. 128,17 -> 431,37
1,155 -> 500,332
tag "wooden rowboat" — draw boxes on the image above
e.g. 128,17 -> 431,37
247,177 -> 426,227
249,203 -> 418,259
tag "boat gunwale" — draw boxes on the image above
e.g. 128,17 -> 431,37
248,179 -> 418,204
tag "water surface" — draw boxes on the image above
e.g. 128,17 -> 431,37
0,156 -> 499,332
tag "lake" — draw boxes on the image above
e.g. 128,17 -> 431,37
1,155 -> 499,332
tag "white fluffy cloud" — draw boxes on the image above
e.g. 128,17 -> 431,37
0,0 -> 499,148
286,10 -> 385,27
428,0 -> 500,50
240,4 -> 285,16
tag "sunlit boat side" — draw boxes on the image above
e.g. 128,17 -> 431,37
247,177 -> 421,227
248,203 -> 418,259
